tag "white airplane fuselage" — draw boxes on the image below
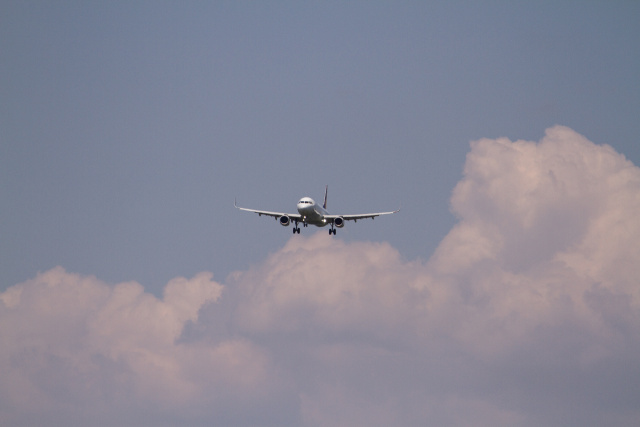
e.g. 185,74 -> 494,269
296,197 -> 329,227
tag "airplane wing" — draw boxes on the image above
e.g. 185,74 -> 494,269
324,208 -> 400,223
234,200 -> 302,220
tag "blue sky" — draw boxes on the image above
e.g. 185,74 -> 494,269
3,1 -> 638,291
1,2 -> 640,426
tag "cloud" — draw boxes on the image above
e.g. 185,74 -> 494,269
2,126 -> 639,426
0,268 -> 291,426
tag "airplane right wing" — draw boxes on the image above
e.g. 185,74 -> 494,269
234,200 -> 302,221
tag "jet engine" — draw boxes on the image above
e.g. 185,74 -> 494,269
334,216 -> 345,228
279,215 -> 290,226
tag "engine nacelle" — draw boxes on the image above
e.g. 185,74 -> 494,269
279,215 -> 290,227
334,216 -> 345,228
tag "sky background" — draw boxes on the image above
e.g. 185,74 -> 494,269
1,1 -> 640,426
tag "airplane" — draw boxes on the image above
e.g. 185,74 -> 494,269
235,186 -> 399,235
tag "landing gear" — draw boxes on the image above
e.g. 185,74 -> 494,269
293,221 -> 301,234
329,226 -> 336,235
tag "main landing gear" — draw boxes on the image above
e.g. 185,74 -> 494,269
293,220 -> 301,234
329,225 -> 336,235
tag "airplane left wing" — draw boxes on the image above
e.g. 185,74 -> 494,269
325,208 -> 400,222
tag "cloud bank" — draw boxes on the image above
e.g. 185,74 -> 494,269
2,126 -> 639,426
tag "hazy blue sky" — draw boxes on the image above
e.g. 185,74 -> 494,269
1,2 -> 639,426
3,1 -> 638,290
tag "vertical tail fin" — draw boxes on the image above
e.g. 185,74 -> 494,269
323,185 -> 328,209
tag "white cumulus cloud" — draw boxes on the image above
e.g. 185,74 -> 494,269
2,126 -> 639,426
0,268 -> 289,426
